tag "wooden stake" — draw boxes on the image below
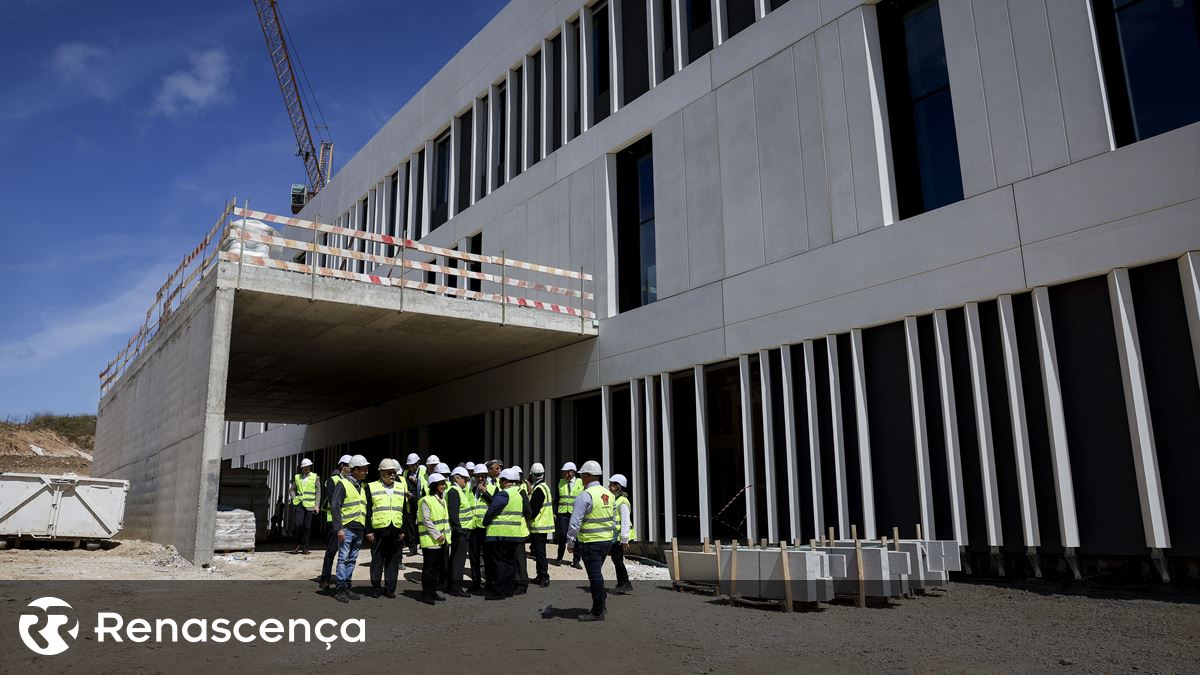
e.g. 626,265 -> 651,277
760,537 -> 768,549
852,524 -> 866,608
671,537 -> 681,590
916,523 -> 924,540
713,540 -> 722,596
703,537 -> 711,554
893,526 -> 901,548
779,540 -> 793,613
828,526 -> 836,546
729,541 -> 739,607
809,538 -> 817,550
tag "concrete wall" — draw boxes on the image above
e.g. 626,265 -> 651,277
94,274 -> 234,562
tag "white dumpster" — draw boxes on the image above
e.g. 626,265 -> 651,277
0,472 -> 129,549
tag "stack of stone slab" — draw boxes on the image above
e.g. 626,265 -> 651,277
667,539 -> 962,608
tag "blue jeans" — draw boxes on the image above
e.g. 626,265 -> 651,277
336,526 -> 363,591
579,540 -> 610,616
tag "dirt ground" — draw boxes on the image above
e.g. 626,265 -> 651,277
0,425 -> 91,475
1,539 -> 1197,673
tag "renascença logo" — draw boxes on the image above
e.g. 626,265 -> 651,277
15,597 -> 365,655
18,597 -> 79,656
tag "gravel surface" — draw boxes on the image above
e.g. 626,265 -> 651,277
1,540 -> 1196,673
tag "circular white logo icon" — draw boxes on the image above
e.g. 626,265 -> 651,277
18,597 -> 79,656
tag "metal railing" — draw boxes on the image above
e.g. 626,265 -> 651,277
100,200 -> 595,393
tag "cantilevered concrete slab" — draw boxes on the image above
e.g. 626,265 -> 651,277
94,260 -> 596,562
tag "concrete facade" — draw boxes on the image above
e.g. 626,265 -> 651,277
100,0 -> 1200,569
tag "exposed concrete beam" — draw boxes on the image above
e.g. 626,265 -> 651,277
933,309 -> 968,546
826,336 -> 850,540
803,340 -> 825,539
780,345 -> 803,541
850,328 -> 876,540
965,302 -> 1003,548
645,374 -> 660,543
904,316 -> 936,541
660,371 -> 676,541
695,364 -> 712,541
759,349 -> 779,542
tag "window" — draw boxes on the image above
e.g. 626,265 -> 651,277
1092,0 -> 1200,146
357,197 -> 369,273
616,136 -> 656,312
530,51 -> 543,165
769,0 -> 790,9
477,95 -> 489,198
593,4 -> 612,124
399,162 -> 410,240
878,0 -> 963,218
431,131 -> 451,229
511,67 -> 524,178
661,0 -> 676,78
568,18 -> 583,139
727,0 -> 756,38
387,171 -> 399,254
413,148 -> 425,237
549,34 -> 563,152
495,84 -> 507,189
468,232 -> 482,293
686,0 -> 713,63
621,0 -> 650,102
456,111 -> 472,212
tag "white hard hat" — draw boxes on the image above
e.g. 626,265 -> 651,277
512,465 -> 523,475
473,464 -> 488,475
531,462 -> 545,474
378,458 -> 401,472
610,473 -> 628,488
299,458 -> 313,468
451,467 -> 470,478
579,460 -> 602,476
426,454 -> 440,464
466,461 -> 476,471
561,462 -> 577,472
427,472 -> 446,484
405,453 -> 421,465
349,454 -> 370,469
339,454 -> 353,466
499,468 -> 520,482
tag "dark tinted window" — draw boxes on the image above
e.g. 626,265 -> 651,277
413,148 -> 425,236
1093,0 -> 1200,145
594,4 -> 611,124
530,52 -> 543,165
511,67 -> 524,178
495,84 -> 507,189
477,96 -> 489,198
431,131 -> 450,229
621,0 -> 650,102
727,0 -> 756,38
686,0 -> 713,62
879,0 -> 963,218
617,136 -> 656,312
456,111 -> 472,213
549,35 -> 563,152
661,0 -> 675,78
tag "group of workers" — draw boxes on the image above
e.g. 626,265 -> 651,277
287,452 -> 635,621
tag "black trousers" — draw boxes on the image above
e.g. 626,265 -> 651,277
321,523 -> 338,581
555,514 -> 580,563
609,542 -> 629,586
468,528 -> 484,589
493,540 -> 517,596
579,541 -> 609,616
422,546 -> 446,596
445,529 -> 468,592
515,539 -> 529,591
292,506 -> 314,548
530,533 -> 549,583
483,540 -> 497,591
369,528 -> 403,592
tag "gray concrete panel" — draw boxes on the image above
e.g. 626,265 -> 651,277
1008,0 -> 1070,175
793,37 -> 833,249
838,7 -> 887,233
598,281 -> 725,359
1044,0 -> 1113,163
568,161 -> 594,276
709,0 -> 821,89
974,0 -> 1032,187
716,72 -> 767,276
815,21 -> 857,241
940,0 -> 997,197
682,93 -> 726,287
753,50 -> 810,262
652,112 -> 691,300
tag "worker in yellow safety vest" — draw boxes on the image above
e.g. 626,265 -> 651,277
528,462 -> 554,587
555,461 -> 583,568
319,454 -> 352,590
470,463 -> 492,593
444,467 -> 474,597
364,458 -> 407,598
608,473 -> 635,595
330,454 -> 370,603
402,452 -> 426,556
418,472 -> 451,603
289,458 -> 320,555
565,460 -> 615,621
482,468 -> 531,599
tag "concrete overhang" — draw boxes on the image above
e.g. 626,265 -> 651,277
221,262 -> 597,424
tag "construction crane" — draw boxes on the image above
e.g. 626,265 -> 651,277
252,0 -> 334,213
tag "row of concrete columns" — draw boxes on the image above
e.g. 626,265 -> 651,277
477,253 -> 1199,561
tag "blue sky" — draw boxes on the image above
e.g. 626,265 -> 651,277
0,0 -> 507,417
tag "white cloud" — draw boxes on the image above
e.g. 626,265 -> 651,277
150,48 -> 231,117
50,42 -> 118,102
0,263 -> 172,377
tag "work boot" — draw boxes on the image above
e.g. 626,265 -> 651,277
383,590 -> 397,599
345,589 -> 362,601
368,587 -> 382,598
301,549 -> 311,555
334,591 -> 351,604
570,561 -> 583,570
577,612 -> 605,622
290,545 -> 301,554
431,592 -> 447,602
612,582 -> 633,595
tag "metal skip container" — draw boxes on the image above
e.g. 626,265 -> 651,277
0,473 -> 129,549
